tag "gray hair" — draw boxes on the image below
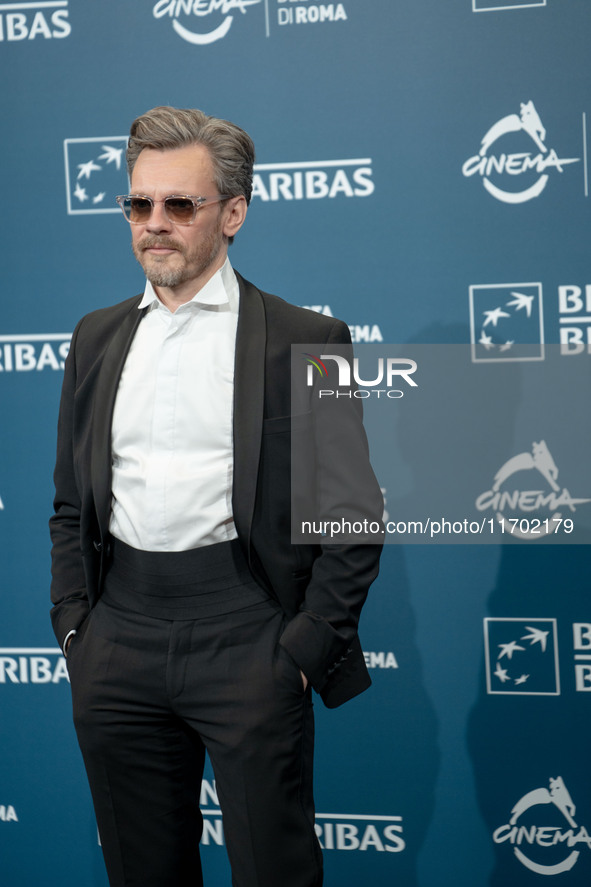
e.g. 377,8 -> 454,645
126,106 -> 255,205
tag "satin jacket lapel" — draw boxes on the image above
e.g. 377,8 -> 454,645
91,303 -> 146,535
232,274 -> 266,554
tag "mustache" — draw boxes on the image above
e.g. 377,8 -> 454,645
137,235 -> 184,251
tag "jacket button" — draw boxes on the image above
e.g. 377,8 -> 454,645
93,540 -> 103,552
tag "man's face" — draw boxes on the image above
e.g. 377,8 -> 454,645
129,143 -> 230,296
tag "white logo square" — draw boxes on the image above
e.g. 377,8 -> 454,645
469,283 -> 544,362
64,137 -> 128,215
484,618 -> 560,695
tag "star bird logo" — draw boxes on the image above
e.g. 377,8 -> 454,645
470,283 -> 544,362
64,137 -> 129,215
484,618 -> 559,695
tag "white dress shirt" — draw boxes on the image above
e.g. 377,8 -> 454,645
109,258 -> 239,551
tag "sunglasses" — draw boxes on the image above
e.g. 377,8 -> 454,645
115,194 -> 230,225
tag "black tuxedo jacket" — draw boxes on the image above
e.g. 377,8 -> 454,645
50,273 -> 383,708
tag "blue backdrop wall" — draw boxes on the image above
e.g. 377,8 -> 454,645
1,1 -> 590,884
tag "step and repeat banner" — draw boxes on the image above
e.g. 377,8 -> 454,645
1,1 -> 590,885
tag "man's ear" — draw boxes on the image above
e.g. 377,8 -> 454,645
222,196 -> 248,239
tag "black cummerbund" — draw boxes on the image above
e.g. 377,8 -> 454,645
102,537 -> 270,620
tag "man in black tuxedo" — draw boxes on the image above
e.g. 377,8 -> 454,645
50,106 -> 383,887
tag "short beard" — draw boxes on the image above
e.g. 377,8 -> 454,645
133,233 -> 223,290
143,265 -> 186,288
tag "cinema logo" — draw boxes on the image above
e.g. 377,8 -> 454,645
0,334 -> 71,372
304,352 -> 418,400
200,780 -> 405,852
252,159 -> 374,202
462,101 -> 579,203
0,648 -> 69,685
277,0 -> 347,27
475,441 -> 591,538
152,0 -> 262,45
151,0 -> 348,42
0,0 -> 71,41
494,777 -> 591,875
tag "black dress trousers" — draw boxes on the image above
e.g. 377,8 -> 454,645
66,540 -> 323,887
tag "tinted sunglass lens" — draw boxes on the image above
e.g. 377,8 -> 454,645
165,198 -> 195,223
128,197 -> 152,222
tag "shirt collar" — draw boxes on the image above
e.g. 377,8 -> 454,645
137,257 -> 239,314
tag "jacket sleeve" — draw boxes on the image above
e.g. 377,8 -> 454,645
279,319 -> 384,707
49,319 -> 91,649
